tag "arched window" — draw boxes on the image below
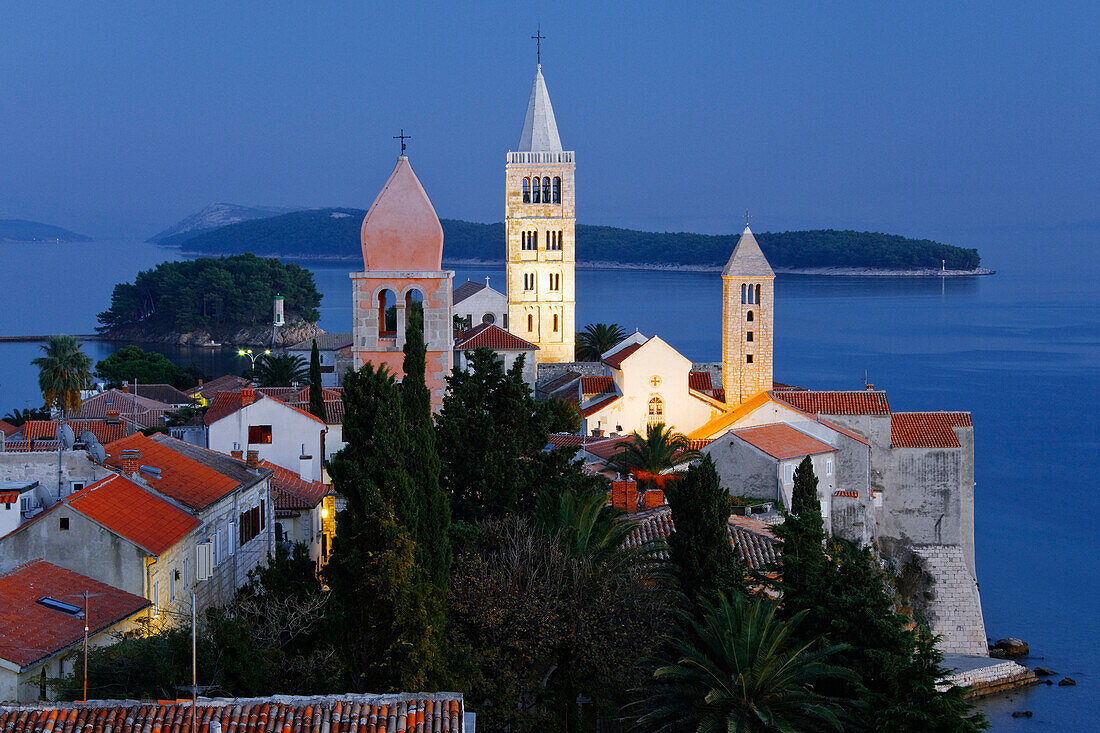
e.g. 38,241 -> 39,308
405,288 -> 424,331
378,289 -> 397,337
532,178 -> 541,203
524,273 -> 536,291
558,229 -> 564,248
648,396 -> 664,426
553,314 -> 559,332
553,177 -> 561,203
527,314 -> 534,332
741,284 -> 747,304
522,178 -> 531,204
549,273 -> 561,291
532,230 -> 538,249
746,310 -> 754,322
543,177 -> 551,203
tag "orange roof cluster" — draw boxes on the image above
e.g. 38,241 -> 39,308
190,374 -> 251,402
579,393 -> 621,418
602,341 -> 642,369
204,390 -> 327,427
580,375 -> 614,396
77,390 -> 171,429
0,560 -> 149,669
104,433 -> 249,511
772,390 -> 890,415
22,419 -> 127,445
66,474 -> 199,554
0,695 -> 465,733
731,424 -> 835,460
891,411 -> 972,448
454,323 -> 538,351
688,371 -> 713,392
258,386 -> 344,425
261,460 -> 329,512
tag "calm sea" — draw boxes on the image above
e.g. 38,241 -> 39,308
0,233 -> 1096,729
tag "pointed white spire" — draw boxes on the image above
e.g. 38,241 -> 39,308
518,65 -> 563,152
723,226 -> 774,277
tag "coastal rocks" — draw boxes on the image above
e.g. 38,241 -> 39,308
1033,667 -> 1055,676
105,320 -> 322,347
993,638 -> 1030,658
1058,677 -> 1076,686
1011,711 -> 1033,718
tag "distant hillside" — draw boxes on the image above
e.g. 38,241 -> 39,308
174,208 -> 983,271
148,203 -> 299,246
0,219 -> 92,242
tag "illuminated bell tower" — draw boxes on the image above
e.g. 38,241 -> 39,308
721,226 -> 775,405
505,61 -> 576,363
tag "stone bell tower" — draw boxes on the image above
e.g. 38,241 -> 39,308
505,62 -> 576,363
721,226 -> 774,406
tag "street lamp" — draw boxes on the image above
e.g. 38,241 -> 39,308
236,348 -> 271,369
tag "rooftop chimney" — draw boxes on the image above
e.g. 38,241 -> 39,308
609,479 -> 639,513
643,489 -> 665,509
119,449 -> 141,475
241,388 -> 255,406
246,449 -> 259,469
591,427 -> 604,438
105,410 -> 121,425
230,449 -> 244,460
299,453 -> 314,483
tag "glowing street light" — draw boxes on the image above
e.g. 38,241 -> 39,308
237,348 -> 271,369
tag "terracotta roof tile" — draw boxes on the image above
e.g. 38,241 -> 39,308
622,506 -> 780,569
0,420 -> 19,438
66,474 -> 199,554
0,560 -> 150,669
77,390 -> 171,429
127,384 -> 193,405
189,374 -> 251,402
204,391 -> 326,428
0,695 -> 465,733
22,420 -> 127,445
257,387 -> 343,425
579,393 -> 621,418
772,390 -> 890,416
688,371 -> 713,392
731,424 -> 836,460
602,342 -> 642,369
891,411 -> 972,449
103,433 -> 261,511
1,440 -> 59,453
454,323 -> 538,351
261,460 -> 329,511
771,382 -> 807,391
580,375 -> 614,397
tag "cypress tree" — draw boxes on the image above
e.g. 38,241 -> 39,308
401,307 -> 452,587
308,339 -> 326,422
666,455 -> 744,612
773,455 -> 829,613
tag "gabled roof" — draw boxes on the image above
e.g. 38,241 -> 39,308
257,387 -> 344,426
602,342 -> 643,369
891,411 -> 972,449
0,695 -> 465,733
580,394 -> 621,418
129,383 -> 193,405
76,390 -> 170,429
66,474 -> 199,554
205,390 -> 327,427
518,65 -> 564,152
452,280 -> 486,305
22,419 -> 127,445
262,460 -> 329,512
0,560 -> 150,669
730,423 -> 836,460
772,389 -> 891,416
286,333 -> 354,351
688,371 -> 713,392
103,433 -> 266,511
688,391 -> 776,441
722,226 -> 774,278
189,374 -> 251,401
455,323 -> 538,351
581,375 -> 614,397
622,506 -> 780,569
0,420 -> 19,438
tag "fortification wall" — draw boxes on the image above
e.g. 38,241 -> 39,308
913,544 -> 989,655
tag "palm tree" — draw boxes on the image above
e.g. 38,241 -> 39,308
614,422 -> 701,479
31,335 -> 92,418
536,489 -> 657,571
575,322 -> 627,361
638,592 -> 854,732
252,353 -> 309,386
3,406 -> 49,427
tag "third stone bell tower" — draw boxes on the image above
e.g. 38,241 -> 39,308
505,61 -> 576,363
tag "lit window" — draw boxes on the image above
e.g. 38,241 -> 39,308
248,425 -> 272,444
647,396 -> 664,426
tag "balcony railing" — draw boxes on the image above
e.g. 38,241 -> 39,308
507,150 -> 575,164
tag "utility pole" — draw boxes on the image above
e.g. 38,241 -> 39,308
82,591 -> 89,702
192,592 -> 197,733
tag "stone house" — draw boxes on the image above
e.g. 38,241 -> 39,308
286,333 -> 354,388
453,323 -> 539,388
0,560 -> 149,702
263,460 -> 334,570
453,278 -> 508,330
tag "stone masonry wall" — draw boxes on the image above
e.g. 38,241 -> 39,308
913,544 -> 988,655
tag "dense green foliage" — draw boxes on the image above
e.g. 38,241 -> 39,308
576,322 -> 627,361
96,254 -> 321,334
252,353 -> 309,386
32,335 -> 92,416
3,406 -> 49,426
308,340 -> 327,422
614,422 -> 701,480
666,456 -> 745,609
0,218 -> 91,242
176,209 -> 982,270
95,345 -> 185,388
638,593 -> 854,732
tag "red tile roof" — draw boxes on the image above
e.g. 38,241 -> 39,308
204,391 -> 327,427
772,390 -> 891,415
0,695 -> 465,733
190,374 -> 251,402
731,424 -> 836,460
257,387 -> 344,425
688,371 -> 713,392
77,390 -> 171,429
261,460 -> 329,512
622,506 -> 780,569
0,560 -> 150,669
454,323 -> 538,351
602,341 -> 643,369
891,411 -> 972,449
22,419 -> 127,445
1,440 -> 59,453
579,393 -> 621,418
67,474 -> 199,554
0,420 -> 19,438
772,382 -> 807,391
581,375 -> 614,396
103,433 -> 245,511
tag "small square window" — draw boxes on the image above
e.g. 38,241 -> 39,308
746,331 -> 754,342
59,517 -> 69,531
248,425 -> 273,444
746,354 -> 754,364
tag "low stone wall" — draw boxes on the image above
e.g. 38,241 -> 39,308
940,660 -> 1037,699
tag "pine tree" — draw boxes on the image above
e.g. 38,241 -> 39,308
322,364 -> 436,691
666,455 -> 744,612
308,339 -> 326,422
401,307 -> 452,587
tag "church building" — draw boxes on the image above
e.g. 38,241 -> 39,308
505,62 -> 576,363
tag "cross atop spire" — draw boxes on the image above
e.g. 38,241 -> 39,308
393,129 -> 411,157
531,25 -> 546,67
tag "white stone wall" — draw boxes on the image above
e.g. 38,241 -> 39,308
207,399 -> 325,481
455,285 -> 508,329
913,544 -> 989,656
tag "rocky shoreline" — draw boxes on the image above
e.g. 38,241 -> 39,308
100,320 -> 322,347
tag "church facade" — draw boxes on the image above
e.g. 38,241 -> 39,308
505,63 -> 576,363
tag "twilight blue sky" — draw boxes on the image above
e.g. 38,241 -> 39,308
1,1 -> 1096,246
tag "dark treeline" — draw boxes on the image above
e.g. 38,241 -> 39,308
172,209 -> 982,270
97,254 -> 322,334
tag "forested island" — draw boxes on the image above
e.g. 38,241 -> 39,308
96,254 -> 322,345
0,218 -> 92,242
162,207 -> 986,273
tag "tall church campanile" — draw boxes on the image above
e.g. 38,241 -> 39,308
506,63 -> 576,363
722,227 -> 774,405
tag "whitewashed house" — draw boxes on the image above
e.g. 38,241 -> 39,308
453,278 -> 508,330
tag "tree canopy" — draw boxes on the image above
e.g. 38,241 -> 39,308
32,335 -> 92,416
95,345 -> 183,388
